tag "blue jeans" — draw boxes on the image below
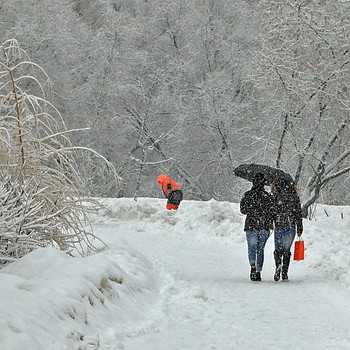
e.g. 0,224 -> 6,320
246,230 -> 270,271
274,228 -> 296,252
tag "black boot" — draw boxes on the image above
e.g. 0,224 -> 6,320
273,250 -> 282,281
256,271 -> 261,281
282,251 -> 291,282
250,264 -> 257,281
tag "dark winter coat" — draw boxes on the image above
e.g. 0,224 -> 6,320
272,191 -> 303,234
240,185 -> 274,232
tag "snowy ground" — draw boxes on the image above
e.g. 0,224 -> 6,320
1,197 -> 350,350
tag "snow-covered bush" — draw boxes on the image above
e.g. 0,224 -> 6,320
0,39 -> 117,264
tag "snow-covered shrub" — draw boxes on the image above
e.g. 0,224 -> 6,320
0,39 -> 117,264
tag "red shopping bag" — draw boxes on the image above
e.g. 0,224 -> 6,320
294,238 -> 304,261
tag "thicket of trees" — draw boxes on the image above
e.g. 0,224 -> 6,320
1,0 -> 349,214
258,0 -> 350,215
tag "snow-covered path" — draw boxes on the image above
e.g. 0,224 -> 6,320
93,198 -> 350,350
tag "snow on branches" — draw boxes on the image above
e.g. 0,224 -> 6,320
0,39 -> 113,264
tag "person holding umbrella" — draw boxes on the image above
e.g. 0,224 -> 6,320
240,173 -> 274,282
271,178 -> 303,282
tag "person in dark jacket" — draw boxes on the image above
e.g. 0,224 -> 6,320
271,178 -> 303,282
240,173 -> 274,282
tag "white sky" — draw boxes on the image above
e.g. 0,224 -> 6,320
1,197 -> 349,350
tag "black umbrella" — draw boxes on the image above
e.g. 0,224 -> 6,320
234,163 -> 294,185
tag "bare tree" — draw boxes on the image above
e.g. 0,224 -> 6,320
257,0 -> 350,215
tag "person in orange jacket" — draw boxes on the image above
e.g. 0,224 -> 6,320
157,174 -> 183,210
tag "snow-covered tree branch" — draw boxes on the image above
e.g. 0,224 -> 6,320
0,39 -> 118,264
257,0 -> 350,214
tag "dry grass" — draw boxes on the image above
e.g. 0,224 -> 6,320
0,39 -> 117,264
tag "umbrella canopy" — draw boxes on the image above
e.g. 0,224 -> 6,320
234,163 -> 294,185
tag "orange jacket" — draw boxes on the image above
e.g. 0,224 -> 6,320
157,174 -> 181,197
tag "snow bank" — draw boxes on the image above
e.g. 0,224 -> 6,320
0,243 -> 161,350
302,204 -> 350,287
96,197 -> 245,242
